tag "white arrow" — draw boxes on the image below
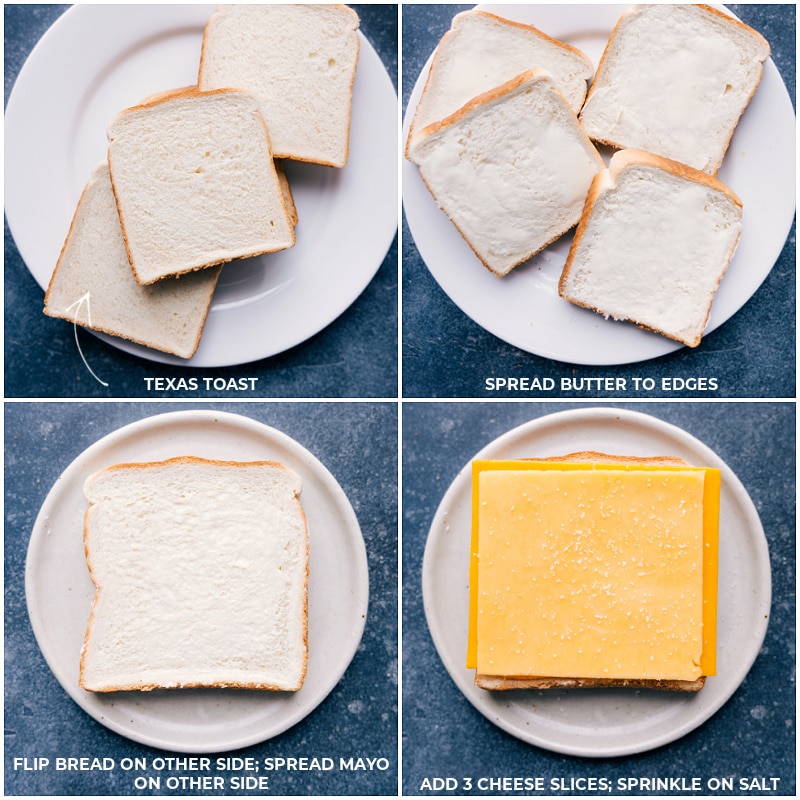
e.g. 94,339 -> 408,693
63,292 -> 109,388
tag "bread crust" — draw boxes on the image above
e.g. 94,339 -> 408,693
79,456 -> 309,693
412,69 -> 604,278
405,9 -> 592,158
107,87 -> 296,285
198,4 -> 360,168
474,451 -> 710,693
558,149 -> 743,347
580,4 -> 770,175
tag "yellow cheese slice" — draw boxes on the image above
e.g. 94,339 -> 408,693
467,460 -> 719,682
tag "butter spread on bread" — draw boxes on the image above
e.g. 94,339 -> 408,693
406,9 -> 593,155
559,149 -> 742,348
579,4 -> 770,174
409,70 -> 604,277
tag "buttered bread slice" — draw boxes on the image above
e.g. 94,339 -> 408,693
579,4 -> 769,175
559,149 -> 742,348
468,452 -> 720,691
409,69 -> 604,277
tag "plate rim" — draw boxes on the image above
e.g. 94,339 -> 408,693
24,409 -> 370,753
421,406 -> 772,757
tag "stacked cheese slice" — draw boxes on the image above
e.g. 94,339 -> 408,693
468,453 -> 720,691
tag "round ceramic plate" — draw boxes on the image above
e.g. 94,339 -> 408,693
422,407 -> 771,757
403,4 -> 795,365
5,4 -> 397,366
26,411 -> 369,753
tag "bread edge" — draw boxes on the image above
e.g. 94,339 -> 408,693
43,164 -> 220,359
78,456 -> 309,693
473,451 -> 709,693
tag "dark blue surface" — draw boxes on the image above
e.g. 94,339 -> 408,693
4,4 -> 398,399
5,402 -> 398,795
402,401 -> 795,795
401,4 -> 796,399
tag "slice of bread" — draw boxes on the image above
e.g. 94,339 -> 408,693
579,4 -> 770,174
107,88 -> 295,285
79,457 -> 309,693
409,69 -> 604,277
559,149 -> 742,348
471,452 -> 718,692
406,9 -> 593,154
44,163 -> 220,359
198,4 -> 360,168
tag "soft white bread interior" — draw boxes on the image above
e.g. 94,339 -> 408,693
579,4 -> 770,174
44,163 -> 219,359
409,69 -> 604,277
407,9 -> 593,154
198,4 -> 360,168
79,457 -> 309,692
107,88 -> 295,285
559,149 -> 743,347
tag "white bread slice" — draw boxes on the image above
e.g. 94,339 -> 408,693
107,88 -> 295,285
559,150 -> 742,348
474,452 -> 708,693
406,9 -> 593,154
79,457 -> 308,693
44,163 -> 219,359
579,4 -> 770,174
198,4 -> 360,168
409,69 -> 604,277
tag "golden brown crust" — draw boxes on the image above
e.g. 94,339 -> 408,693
527,451 -> 690,467
558,149 -> 742,347
79,456 -> 309,693
475,451 -> 708,693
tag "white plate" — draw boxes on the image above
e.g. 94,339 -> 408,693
422,407 -> 771,757
5,4 -> 398,367
25,410 -> 369,753
403,4 -> 795,365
